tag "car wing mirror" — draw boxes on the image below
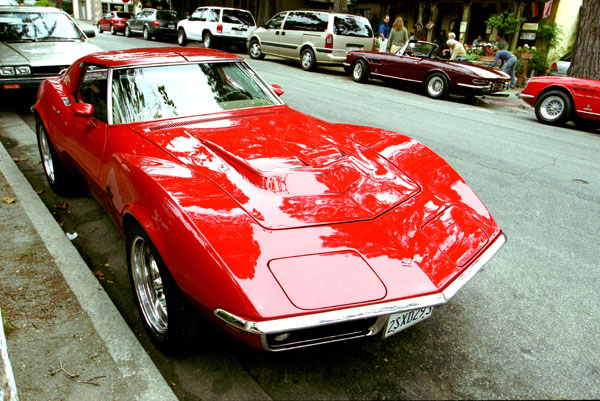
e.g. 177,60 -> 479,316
72,103 -> 95,117
271,84 -> 284,97
83,28 -> 95,38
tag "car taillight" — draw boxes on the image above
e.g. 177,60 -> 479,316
325,33 -> 333,49
217,24 -> 223,33
152,20 -> 159,26
550,62 -> 557,72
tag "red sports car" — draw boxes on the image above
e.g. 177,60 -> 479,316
33,47 -> 505,352
345,40 -> 510,99
518,76 -> 600,130
97,11 -> 133,35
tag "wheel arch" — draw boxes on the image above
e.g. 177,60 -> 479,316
537,85 -> 575,105
424,69 -> 451,85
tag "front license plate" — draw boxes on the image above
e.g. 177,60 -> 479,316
384,307 -> 433,338
168,24 -> 175,29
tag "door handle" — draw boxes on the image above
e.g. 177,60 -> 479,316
275,31 -> 279,35
281,31 -> 286,36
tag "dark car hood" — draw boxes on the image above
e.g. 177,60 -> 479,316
134,106 -> 421,229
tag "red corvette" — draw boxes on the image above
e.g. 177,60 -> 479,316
33,47 -> 505,352
345,40 -> 510,99
518,76 -> 600,129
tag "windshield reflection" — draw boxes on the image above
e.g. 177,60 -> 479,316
0,11 -> 83,42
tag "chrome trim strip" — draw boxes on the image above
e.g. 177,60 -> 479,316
457,83 -> 489,89
371,73 -> 422,83
215,232 -> 506,335
577,109 -> 600,117
517,93 -> 535,99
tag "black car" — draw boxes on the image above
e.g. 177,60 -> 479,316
125,8 -> 178,41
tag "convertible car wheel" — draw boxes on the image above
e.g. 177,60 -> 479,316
127,224 -> 200,351
425,73 -> 450,99
177,29 -> 187,46
300,48 -> 316,71
535,90 -> 572,126
36,121 -> 76,195
352,59 -> 369,83
249,40 -> 265,60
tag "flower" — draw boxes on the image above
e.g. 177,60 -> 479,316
524,43 -> 530,49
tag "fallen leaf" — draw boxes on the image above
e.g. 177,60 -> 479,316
58,221 -> 64,227
93,270 -> 105,280
35,188 -> 45,195
55,202 -> 68,210
3,197 -> 16,204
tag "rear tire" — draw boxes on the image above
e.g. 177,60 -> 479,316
248,39 -> 264,59
352,59 -> 369,83
126,224 -> 201,353
300,48 -> 316,71
97,24 -> 103,33
202,31 -> 213,48
425,72 -> 450,99
110,24 -> 116,35
177,29 -> 187,46
143,26 -> 151,40
125,25 -> 131,37
535,90 -> 572,126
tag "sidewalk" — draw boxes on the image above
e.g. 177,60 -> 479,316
0,112 -> 177,401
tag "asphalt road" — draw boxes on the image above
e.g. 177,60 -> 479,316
2,31 -> 599,399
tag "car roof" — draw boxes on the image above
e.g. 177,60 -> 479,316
0,6 -> 65,12
80,47 -> 242,68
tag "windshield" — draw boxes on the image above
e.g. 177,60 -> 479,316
400,41 -> 436,57
112,62 -> 280,124
0,11 -> 83,42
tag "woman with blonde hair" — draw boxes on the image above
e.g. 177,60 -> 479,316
386,16 -> 409,53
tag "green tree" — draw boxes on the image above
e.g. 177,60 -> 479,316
485,10 -> 526,36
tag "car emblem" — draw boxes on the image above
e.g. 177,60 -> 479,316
401,254 -> 424,266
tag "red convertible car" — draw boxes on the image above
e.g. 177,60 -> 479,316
34,48 -> 505,352
97,11 -> 133,35
345,40 -> 510,99
518,76 -> 600,129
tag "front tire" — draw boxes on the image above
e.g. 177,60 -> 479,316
36,120 -> 77,195
248,39 -> 264,59
110,24 -> 116,35
352,59 -> 369,83
202,31 -> 213,48
143,26 -> 151,40
300,48 -> 316,71
425,72 -> 450,99
177,29 -> 187,46
535,90 -> 573,126
126,224 -> 200,352
125,25 -> 131,37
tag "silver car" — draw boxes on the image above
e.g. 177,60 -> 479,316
549,52 -> 571,76
0,6 -> 101,92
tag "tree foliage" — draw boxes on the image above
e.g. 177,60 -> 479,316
485,11 -> 526,36
568,0 -> 600,79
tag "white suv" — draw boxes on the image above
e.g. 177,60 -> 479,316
176,6 -> 256,49
248,10 -> 374,71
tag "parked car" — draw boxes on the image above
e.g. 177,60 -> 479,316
97,11 -> 133,35
176,6 -> 256,49
346,40 -> 510,99
518,76 -> 600,130
248,10 -> 374,71
0,6 -> 101,93
0,0 -> 19,5
33,47 -> 505,352
125,8 -> 178,41
549,51 -> 571,76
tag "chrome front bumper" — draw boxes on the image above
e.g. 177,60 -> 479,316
215,232 -> 506,351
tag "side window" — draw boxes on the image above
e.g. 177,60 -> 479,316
284,12 -> 328,32
264,12 -> 285,29
192,8 -> 207,21
208,8 -> 219,22
104,13 -> 111,19
76,65 -> 108,122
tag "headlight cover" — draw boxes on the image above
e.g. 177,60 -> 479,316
472,78 -> 488,85
0,66 -> 32,76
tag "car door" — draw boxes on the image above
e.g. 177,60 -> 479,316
61,64 -> 109,197
186,8 -> 207,40
572,79 -> 600,118
99,12 -> 111,31
280,11 -> 312,59
130,12 -> 143,32
258,12 -> 286,56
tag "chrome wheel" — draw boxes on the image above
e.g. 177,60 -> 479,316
177,29 -> 187,46
110,24 -> 116,35
301,50 -> 314,70
203,32 -> 212,48
38,126 -> 55,185
250,41 -> 262,58
353,62 -> 363,80
539,95 -> 565,121
130,235 -> 168,339
427,76 -> 444,96
143,26 -> 150,40
125,25 -> 131,37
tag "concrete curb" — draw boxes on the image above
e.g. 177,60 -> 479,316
0,309 -> 19,401
0,112 -> 177,401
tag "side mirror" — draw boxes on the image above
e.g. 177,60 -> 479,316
271,84 -> 284,97
72,103 -> 95,117
83,28 -> 95,38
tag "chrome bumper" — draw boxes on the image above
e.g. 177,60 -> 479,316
517,92 -> 534,99
215,232 -> 506,350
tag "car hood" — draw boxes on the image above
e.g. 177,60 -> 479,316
453,62 -> 510,79
133,106 -> 421,229
0,41 -> 102,67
